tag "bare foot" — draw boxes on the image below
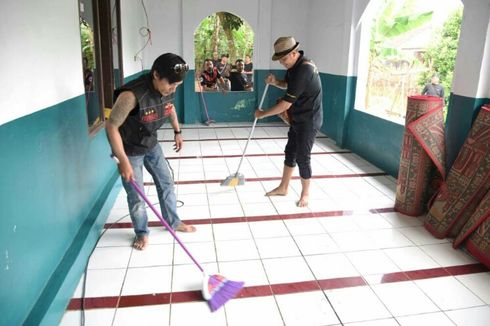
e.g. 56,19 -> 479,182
297,195 -> 309,207
265,187 -> 288,196
176,223 -> 196,232
133,235 -> 149,250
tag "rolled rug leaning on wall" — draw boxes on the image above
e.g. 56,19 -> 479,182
394,95 -> 446,216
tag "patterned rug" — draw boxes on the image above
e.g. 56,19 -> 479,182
395,96 -> 445,216
425,105 -> 490,238
455,189 -> 490,268
466,216 -> 490,268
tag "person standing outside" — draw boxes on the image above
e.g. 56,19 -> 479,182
200,58 -> 228,92
212,51 -> 220,68
216,54 -> 231,78
422,74 -> 445,99
255,37 -> 323,207
106,53 -> 196,250
229,59 -> 252,91
244,54 -> 254,85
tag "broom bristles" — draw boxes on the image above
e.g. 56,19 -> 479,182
221,173 -> 244,187
205,274 -> 244,312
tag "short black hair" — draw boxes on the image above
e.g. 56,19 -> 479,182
150,53 -> 187,84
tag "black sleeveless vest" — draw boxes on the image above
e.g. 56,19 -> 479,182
114,74 -> 174,155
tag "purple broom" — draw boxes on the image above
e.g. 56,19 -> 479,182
112,155 -> 244,311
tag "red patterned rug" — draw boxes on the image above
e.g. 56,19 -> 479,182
466,216 -> 490,268
454,188 -> 489,244
395,96 -> 445,216
455,188 -> 490,268
425,105 -> 490,238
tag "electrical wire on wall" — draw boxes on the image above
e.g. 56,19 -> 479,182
133,0 -> 152,70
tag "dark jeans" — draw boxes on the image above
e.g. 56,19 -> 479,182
284,124 -> 319,179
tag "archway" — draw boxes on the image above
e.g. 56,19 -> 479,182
194,11 -> 255,92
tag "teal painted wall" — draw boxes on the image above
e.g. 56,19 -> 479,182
181,70 -> 283,124
321,73 -> 358,147
345,110 -> 404,177
0,95 -> 118,325
319,72 -> 404,177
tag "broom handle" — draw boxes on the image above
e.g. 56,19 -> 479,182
129,179 -> 205,273
197,76 -> 211,121
234,83 -> 269,175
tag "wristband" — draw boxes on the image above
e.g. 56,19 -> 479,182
174,130 -> 182,135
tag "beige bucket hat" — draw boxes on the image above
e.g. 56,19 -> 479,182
272,36 -> 300,61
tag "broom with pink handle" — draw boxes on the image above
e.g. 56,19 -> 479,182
112,155 -> 244,311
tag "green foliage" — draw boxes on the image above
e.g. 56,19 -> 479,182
194,12 -> 254,72
220,13 -> 243,31
80,20 -> 95,69
419,9 -> 462,101
371,0 -> 433,59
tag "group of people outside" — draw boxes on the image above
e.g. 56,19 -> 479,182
199,52 -> 253,92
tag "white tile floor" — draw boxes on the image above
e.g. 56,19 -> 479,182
61,122 -> 490,326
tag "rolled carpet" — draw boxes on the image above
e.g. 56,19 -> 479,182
453,188 -> 490,268
465,216 -> 490,268
425,105 -> 490,238
395,96 -> 445,216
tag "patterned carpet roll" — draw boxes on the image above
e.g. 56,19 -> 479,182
466,217 -> 490,268
425,105 -> 490,238
395,96 -> 445,216
453,189 -> 490,248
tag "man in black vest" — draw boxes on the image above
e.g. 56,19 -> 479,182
106,53 -> 196,250
255,36 -> 323,207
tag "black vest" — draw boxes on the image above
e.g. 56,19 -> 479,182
114,74 -> 174,155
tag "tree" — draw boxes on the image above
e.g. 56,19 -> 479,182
194,12 -> 254,73
370,0 -> 433,59
365,0 -> 433,115
80,19 -> 95,69
217,12 -> 243,60
418,9 -> 462,103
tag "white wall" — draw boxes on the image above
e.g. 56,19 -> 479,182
452,0 -> 490,98
144,0 -> 316,71
0,0 -> 83,126
269,0 -> 309,69
478,17 -> 490,98
140,0 -> 375,76
306,0 -> 369,76
142,0 -> 263,69
142,0 -> 183,68
120,0 -> 148,76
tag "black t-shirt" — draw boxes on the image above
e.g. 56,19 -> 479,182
422,83 -> 444,98
229,71 -> 248,91
244,62 -> 253,72
283,51 -> 323,129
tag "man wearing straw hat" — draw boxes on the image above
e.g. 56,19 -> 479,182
255,36 -> 323,207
